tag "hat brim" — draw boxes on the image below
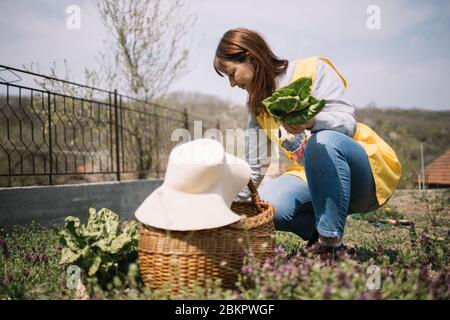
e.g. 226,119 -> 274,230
135,183 -> 242,231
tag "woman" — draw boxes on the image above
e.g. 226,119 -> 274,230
213,27 -> 402,252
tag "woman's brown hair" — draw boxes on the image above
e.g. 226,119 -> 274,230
214,27 -> 288,116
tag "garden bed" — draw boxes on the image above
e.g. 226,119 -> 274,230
1,189 -> 449,300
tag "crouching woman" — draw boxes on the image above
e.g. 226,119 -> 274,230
213,28 -> 401,252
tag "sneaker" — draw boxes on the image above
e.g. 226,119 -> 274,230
310,243 -> 356,260
306,229 -> 319,248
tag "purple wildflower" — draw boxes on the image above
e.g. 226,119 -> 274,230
241,265 -> 253,275
1,277 -> 9,286
274,245 -> 285,258
323,287 -> 332,299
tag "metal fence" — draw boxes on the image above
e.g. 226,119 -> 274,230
0,64 -> 218,187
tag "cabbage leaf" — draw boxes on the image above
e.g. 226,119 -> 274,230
262,77 -> 327,125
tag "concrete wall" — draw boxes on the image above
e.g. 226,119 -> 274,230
0,179 -> 163,229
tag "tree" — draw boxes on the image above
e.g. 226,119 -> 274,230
88,0 -> 195,102
25,0 -> 197,180
87,0 -> 196,179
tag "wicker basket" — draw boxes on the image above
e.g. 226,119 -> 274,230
138,179 -> 275,294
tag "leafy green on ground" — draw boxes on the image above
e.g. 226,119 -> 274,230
1,190 -> 449,299
59,208 -> 138,278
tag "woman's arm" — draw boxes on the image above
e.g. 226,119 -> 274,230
309,59 -> 357,136
233,110 -> 273,202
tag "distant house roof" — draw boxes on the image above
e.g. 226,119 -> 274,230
423,150 -> 450,185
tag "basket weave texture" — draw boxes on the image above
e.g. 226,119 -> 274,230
138,179 -> 275,293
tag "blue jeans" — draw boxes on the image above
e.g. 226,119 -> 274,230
259,130 -> 380,240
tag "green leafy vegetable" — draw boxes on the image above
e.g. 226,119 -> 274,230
262,77 -> 327,125
59,208 -> 139,276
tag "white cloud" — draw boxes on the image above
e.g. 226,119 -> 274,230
189,0 -> 438,42
445,1 -> 450,18
343,57 -> 450,109
0,0 -> 105,80
408,35 -> 423,45
0,0 -> 448,109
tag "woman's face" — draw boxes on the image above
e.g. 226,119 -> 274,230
215,58 -> 254,92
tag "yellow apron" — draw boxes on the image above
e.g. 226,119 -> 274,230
256,56 -> 402,206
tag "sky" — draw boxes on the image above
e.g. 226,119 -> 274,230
0,0 -> 449,110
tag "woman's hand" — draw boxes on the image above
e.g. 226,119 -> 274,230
282,118 -> 315,134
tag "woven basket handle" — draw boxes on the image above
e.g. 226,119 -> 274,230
247,179 -> 263,213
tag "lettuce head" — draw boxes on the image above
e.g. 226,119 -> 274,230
262,77 -> 327,125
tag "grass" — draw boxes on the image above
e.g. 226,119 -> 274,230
1,189 -> 449,300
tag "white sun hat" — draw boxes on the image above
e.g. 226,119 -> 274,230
135,138 -> 251,231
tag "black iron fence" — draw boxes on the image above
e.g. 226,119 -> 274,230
0,64 -> 219,187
